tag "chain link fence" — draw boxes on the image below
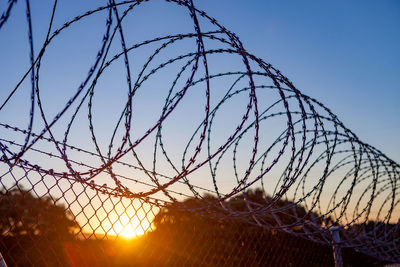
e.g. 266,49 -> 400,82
1,0 -> 399,266
0,178 -> 387,266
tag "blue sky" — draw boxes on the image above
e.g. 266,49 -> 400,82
194,0 -> 400,162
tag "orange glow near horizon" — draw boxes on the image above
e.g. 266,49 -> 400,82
87,212 -> 152,240
112,220 -> 146,239
71,195 -> 158,240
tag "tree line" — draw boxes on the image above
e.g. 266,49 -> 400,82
0,186 -> 386,266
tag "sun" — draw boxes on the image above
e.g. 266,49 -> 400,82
113,220 -> 146,239
96,204 -> 153,239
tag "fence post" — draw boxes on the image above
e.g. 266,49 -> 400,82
0,251 -> 7,267
330,226 -> 343,267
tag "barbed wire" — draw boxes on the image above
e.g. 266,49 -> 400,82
0,0 -> 399,264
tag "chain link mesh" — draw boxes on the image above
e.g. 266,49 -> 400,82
0,0 -> 399,266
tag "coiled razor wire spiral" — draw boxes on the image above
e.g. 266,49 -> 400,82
0,0 -> 399,264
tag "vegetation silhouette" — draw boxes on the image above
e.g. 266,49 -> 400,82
0,186 -> 77,266
0,187 -> 387,266
140,189 -> 383,266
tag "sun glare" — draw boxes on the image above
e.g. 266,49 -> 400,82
86,203 -> 153,239
114,223 -> 142,239
112,219 -> 146,239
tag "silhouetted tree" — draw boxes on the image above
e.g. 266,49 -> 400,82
0,186 -> 78,266
0,186 -> 77,238
140,189 -> 384,266
0,186 -> 387,266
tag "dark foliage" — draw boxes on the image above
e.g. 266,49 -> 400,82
138,189 -> 383,266
0,187 -> 387,266
0,187 -> 77,238
0,186 -> 77,266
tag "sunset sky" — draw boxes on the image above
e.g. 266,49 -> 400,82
0,0 -> 399,240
